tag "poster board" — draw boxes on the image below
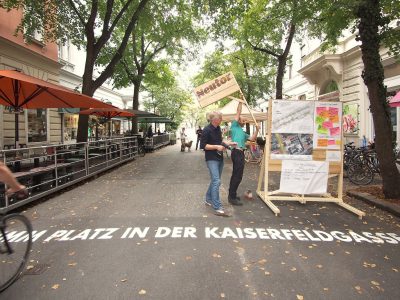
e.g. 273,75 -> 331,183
343,102 -> 359,135
257,99 -> 365,219
193,72 -> 241,108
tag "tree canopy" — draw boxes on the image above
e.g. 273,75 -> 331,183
192,48 -> 274,106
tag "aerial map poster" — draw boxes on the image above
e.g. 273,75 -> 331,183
271,100 -> 314,160
313,102 -> 342,149
270,133 -> 313,160
271,100 -> 314,134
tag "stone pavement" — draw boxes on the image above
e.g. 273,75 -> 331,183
2,144 -> 400,300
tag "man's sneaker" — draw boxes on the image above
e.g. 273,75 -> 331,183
228,197 -> 243,206
214,209 -> 230,217
205,201 -> 212,207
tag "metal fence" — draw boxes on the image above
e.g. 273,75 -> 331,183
145,134 -> 171,151
0,136 -> 137,212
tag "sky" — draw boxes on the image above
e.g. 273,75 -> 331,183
174,39 -> 217,91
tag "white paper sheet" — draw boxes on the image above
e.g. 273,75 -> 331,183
271,100 -> 314,134
279,160 -> 329,194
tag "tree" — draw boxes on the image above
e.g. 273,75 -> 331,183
143,82 -> 193,131
1,0 -> 150,142
105,0 -> 203,133
192,49 -> 273,106
308,0 -> 400,198
194,0 -> 311,99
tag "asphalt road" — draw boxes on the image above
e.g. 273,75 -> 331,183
2,145 -> 399,300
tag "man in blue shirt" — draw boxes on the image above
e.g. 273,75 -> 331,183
229,102 -> 259,205
200,111 -> 236,216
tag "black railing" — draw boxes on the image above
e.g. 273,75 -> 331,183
0,136 -> 137,212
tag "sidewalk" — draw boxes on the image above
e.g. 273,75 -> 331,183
3,144 -> 399,300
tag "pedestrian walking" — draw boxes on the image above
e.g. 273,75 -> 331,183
147,126 -> 153,138
180,128 -> 187,152
195,126 -> 203,150
228,102 -> 259,206
200,111 -> 236,216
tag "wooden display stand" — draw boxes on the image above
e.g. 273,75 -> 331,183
257,99 -> 365,219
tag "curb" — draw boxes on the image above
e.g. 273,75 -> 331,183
347,190 -> 400,218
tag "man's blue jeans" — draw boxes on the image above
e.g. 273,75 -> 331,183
206,159 -> 224,210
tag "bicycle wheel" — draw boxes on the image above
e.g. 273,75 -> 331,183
347,162 -> 374,185
0,214 -> 32,293
138,145 -> 145,157
244,149 -> 251,163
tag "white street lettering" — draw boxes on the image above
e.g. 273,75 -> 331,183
6,226 -> 398,245
97,228 -> 119,239
128,227 -> 149,239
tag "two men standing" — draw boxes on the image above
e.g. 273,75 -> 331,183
200,103 -> 259,216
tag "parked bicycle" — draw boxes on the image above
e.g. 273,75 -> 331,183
344,142 -> 375,185
0,212 -> 32,292
343,142 -> 399,186
244,142 -> 263,164
137,137 -> 146,157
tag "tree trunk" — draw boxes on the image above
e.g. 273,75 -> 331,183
275,22 -> 296,100
76,63 -> 95,143
132,81 -> 141,134
356,0 -> 400,199
275,57 -> 285,99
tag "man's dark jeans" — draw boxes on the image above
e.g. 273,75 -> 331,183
229,149 -> 245,199
196,138 -> 200,150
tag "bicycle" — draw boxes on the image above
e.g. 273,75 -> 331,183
137,137 -> 146,157
0,212 -> 32,292
244,142 -> 263,164
346,145 -> 375,185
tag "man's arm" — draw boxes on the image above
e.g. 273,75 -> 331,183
200,128 -> 225,151
235,102 -> 242,121
248,125 -> 260,141
205,144 -> 225,151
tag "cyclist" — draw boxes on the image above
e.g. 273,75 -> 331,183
0,162 -> 28,199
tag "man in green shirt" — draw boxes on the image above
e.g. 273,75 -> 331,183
228,102 -> 259,205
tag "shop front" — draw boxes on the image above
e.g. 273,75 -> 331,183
59,108 -> 80,143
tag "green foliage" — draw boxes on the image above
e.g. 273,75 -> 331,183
101,0 -> 204,90
143,79 -> 193,129
307,0 -> 400,57
193,0 -> 314,99
192,48 -> 274,106
0,0 -> 146,49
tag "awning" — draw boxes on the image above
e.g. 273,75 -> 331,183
126,109 -> 172,123
58,108 -> 81,114
0,70 -> 112,109
219,100 -> 267,123
389,91 -> 400,107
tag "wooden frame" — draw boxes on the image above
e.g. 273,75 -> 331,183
256,99 -> 365,219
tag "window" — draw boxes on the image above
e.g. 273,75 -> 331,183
300,45 -> 305,68
26,29 -> 45,47
321,81 -> 339,94
299,94 -> 306,100
287,64 -> 293,79
27,109 -> 47,143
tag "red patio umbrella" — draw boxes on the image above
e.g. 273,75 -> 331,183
0,70 -> 113,147
389,91 -> 400,107
79,107 -> 134,138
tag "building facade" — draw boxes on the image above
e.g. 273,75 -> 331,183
257,28 -> 400,146
0,7 -> 132,148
